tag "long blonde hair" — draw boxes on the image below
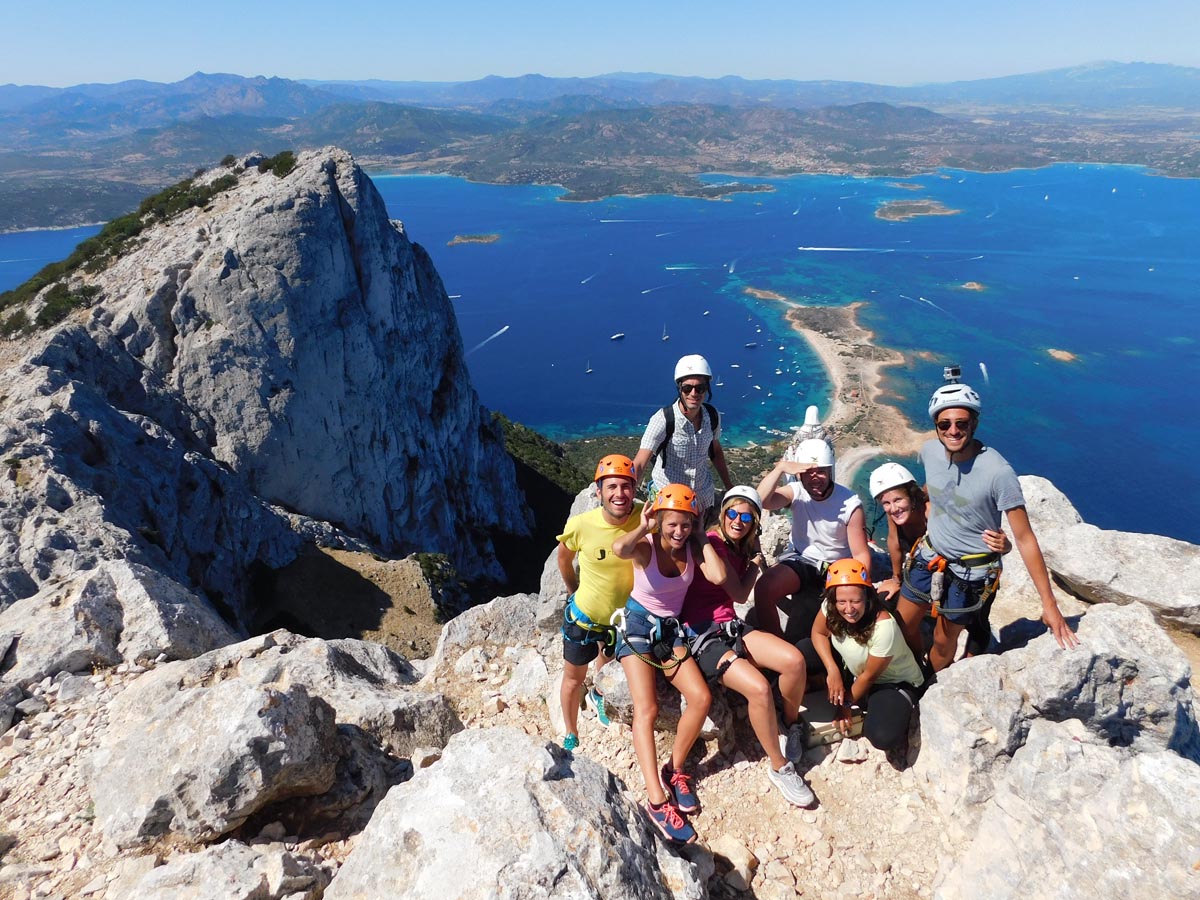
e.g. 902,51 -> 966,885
718,495 -> 760,558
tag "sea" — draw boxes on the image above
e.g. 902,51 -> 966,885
2,164 -> 1197,543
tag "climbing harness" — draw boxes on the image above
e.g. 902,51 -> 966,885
561,597 -> 618,654
610,606 -> 692,673
688,619 -> 747,680
901,537 -> 1001,619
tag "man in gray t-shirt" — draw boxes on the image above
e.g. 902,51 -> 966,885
901,378 -> 1077,671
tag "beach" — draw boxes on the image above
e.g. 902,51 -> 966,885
781,301 -> 927,479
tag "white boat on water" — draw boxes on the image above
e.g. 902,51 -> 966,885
745,342 -> 758,349
610,332 -> 625,341
661,324 -> 669,342
585,360 -> 593,374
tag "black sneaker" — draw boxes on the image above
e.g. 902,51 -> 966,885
660,764 -> 699,814
644,800 -> 696,844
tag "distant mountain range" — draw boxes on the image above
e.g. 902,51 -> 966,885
2,63 -> 1198,230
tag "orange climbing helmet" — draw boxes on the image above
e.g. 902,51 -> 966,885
594,454 -> 637,484
824,558 -> 872,590
651,483 -> 699,516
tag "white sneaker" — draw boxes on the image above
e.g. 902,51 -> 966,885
767,760 -> 816,808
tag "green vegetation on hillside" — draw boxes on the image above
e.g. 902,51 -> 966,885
0,165 -> 244,336
494,413 -> 589,498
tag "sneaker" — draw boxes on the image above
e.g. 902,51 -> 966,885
563,733 -> 579,752
644,800 -> 696,844
660,764 -> 699,814
585,689 -> 611,727
767,760 -> 816,808
783,719 -> 807,762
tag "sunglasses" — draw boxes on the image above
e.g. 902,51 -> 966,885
679,382 -> 707,395
936,418 -> 972,432
724,509 -> 755,524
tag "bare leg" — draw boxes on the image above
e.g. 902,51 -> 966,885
753,564 -> 801,639
720,657 -> 787,769
662,651 -> 711,771
621,654 -> 668,804
894,596 -> 930,660
593,649 -> 613,680
930,616 -> 965,672
742,630 -> 807,726
559,659 -> 588,738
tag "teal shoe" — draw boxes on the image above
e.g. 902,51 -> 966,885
563,733 -> 579,752
585,689 -> 611,727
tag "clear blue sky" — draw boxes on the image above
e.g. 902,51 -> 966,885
4,0 -> 1198,87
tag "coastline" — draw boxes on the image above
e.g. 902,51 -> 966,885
779,301 -> 927,479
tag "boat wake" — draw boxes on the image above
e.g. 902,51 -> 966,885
466,325 -> 511,356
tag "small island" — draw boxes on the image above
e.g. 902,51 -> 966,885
447,233 -> 500,246
743,286 -> 787,301
960,281 -> 987,292
1046,348 -> 1079,362
884,182 -> 924,191
875,200 -> 962,222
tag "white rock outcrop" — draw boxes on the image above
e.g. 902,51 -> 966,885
88,148 -> 529,576
0,147 -> 530,641
323,727 -> 706,900
1017,476 -> 1200,632
915,602 -> 1200,899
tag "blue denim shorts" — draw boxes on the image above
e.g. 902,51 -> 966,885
901,547 -> 996,625
615,599 -> 686,663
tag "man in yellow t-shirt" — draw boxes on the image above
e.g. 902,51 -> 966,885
556,454 -> 643,751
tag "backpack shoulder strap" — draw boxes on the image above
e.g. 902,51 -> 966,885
704,403 -> 720,459
655,404 -> 676,463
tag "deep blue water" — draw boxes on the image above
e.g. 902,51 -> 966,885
3,165 -> 1197,543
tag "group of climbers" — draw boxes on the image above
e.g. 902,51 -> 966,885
553,355 -> 1077,844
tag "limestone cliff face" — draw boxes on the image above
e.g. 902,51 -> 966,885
0,148 -> 528,622
91,148 -> 528,566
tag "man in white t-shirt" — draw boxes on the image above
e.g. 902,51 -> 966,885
753,439 -> 871,640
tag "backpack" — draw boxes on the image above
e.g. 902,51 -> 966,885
655,402 -> 720,464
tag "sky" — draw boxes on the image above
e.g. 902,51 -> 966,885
3,0 -> 1198,87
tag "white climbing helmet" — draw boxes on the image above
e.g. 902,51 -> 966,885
722,485 -> 762,514
928,382 -> 982,421
674,354 -> 713,382
869,462 -> 918,500
793,438 -> 834,469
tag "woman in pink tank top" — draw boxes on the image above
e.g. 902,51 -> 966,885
612,484 -> 728,845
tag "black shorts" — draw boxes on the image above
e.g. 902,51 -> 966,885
775,552 -> 826,592
561,598 -> 616,667
688,620 -> 756,683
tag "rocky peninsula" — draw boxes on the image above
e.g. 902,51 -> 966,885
2,149 -> 1199,900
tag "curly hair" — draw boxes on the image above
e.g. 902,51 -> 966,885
823,584 -> 888,645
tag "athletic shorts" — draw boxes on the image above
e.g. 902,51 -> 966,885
561,597 -> 617,667
686,619 -> 756,683
615,600 -> 686,663
774,550 -> 827,592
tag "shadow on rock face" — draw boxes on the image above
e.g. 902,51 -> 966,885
248,546 -> 444,660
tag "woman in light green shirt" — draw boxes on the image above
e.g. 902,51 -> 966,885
798,558 -> 925,752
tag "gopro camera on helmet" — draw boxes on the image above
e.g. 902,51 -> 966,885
943,365 -> 962,383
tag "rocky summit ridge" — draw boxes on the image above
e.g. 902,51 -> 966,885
1,149 -> 1199,899
0,148 -> 529,627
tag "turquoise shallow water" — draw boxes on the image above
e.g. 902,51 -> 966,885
3,164 -> 1197,543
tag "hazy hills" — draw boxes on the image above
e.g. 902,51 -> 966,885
2,62 -> 1198,230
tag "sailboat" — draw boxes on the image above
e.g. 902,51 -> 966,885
661,324 -> 669,342
585,359 -> 593,374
